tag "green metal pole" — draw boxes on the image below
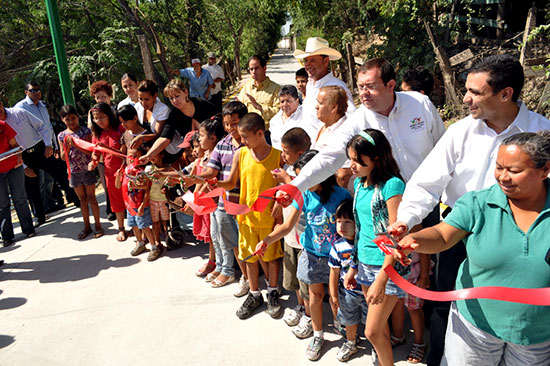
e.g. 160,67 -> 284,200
45,0 -> 75,106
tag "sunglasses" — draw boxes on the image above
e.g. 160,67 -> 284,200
27,88 -> 41,93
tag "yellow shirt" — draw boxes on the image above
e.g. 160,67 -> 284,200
237,146 -> 281,228
238,77 -> 280,127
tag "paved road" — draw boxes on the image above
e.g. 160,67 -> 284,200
0,49 -> 426,366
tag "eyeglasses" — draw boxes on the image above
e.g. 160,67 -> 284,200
356,84 -> 378,92
27,88 -> 41,93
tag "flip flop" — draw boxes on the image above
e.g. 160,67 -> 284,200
116,229 -> 128,242
78,229 -> 93,240
93,228 -> 104,238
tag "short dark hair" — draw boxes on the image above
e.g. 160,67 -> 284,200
117,104 -> 138,121
121,72 -> 138,83
279,85 -> 299,100
26,81 -> 40,90
295,68 -> 308,79
222,101 -> 248,118
403,66 -> 434,95
469,54 -> 524,102
294,149 -> 336,203
59,105 -> 78,119
335,199 -> 353,220
360,58 -> 396,85
239,112 -> 265,133
248,55 -> 266,68
346,128 -> 403,186
281,127 -> 311,152
138,79 -> 158,96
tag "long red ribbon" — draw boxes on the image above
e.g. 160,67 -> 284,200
62,135 -> 127,179
185,184 -> 304,216
384,265 -> 550,306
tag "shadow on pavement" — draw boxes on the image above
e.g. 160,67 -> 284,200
0,335 -> 15,349
0,297 -> 27,310
0,254 -> 140,283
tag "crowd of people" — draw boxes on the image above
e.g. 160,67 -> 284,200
1,36 -> 550,365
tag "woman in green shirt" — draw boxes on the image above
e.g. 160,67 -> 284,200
394,131 -> 550,365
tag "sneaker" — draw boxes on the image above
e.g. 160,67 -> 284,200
306,336 -> 324,361
236,292 -> 264,319
233,276 -> 250,298
265,290 -> 283,318
130,242 -> 147,256
147,246 -> 163,261
336,341 -> 358,362
107,212 -> 116,221
292,315 -> 313,339
283,305 -> 304,326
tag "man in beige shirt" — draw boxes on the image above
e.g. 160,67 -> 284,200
238,55 -> 280,128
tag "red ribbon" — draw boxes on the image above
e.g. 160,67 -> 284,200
384,262 -> 550,306
184,184 -> 304,216
62,135 -> 128,179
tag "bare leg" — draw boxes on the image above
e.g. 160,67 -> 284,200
391,298 -> 406,340
309,283 -> 325,332
73,185 -> 90,231
265,258 -> 280,287
363,284 -> 399,366
247,261 -> 260,291
84,184 -> 101,231
132,226 -> 143,242
152,220 -> 161,244
234,247 -> 247,279
141,227 -> 156,247
408,307 -> 425,344
346,324 -> 358,342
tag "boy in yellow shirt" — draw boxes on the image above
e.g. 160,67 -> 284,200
218,112 -> 284,319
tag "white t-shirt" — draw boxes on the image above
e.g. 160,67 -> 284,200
134,100 -> 170,134
269,105 -> 303,151
203,64 -> 224,95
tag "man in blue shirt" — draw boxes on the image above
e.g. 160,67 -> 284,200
14,81 -> 65,213
170,58 -> 214,101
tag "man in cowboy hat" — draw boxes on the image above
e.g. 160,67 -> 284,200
293,37 -> 355,139
238,55 -> 281,128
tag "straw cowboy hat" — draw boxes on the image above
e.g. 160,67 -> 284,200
294,37 -> 342,61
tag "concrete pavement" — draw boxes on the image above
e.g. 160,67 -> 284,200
0,49 -> 426,366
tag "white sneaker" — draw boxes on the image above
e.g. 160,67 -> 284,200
283,305 -> 304,326
292,315 -> 313,338
233,276 -> 250,298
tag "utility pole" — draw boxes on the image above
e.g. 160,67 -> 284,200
45,0 -> 75,106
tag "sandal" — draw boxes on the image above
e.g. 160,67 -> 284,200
195,260 -> 215,277
211,275 -> 235,288
205,271 -> 220,283
390,334 -> 406,348
93,228 -> 104,238
116,229 -> 128,242
407,343 -> 425,363
78,228 -> 93,240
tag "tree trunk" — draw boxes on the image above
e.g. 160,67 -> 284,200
424,20 -> 462,111
137,34 -> 155,80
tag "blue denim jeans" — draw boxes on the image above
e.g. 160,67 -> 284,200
0,166 -> 34,241
210,208 -> 239,277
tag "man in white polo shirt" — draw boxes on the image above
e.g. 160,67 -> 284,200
390,54 -> 550,366
293,37 -> 355,139
289,58 -> 444,192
